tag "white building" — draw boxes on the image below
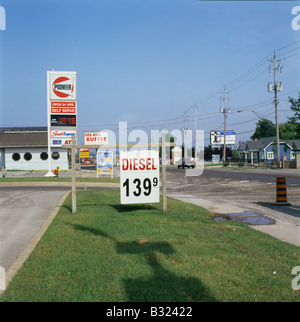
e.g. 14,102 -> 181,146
0,127 -> 70,171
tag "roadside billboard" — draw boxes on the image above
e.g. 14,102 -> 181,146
210,131 -> 236,145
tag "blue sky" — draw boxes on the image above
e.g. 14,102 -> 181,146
0,0 -> 299,145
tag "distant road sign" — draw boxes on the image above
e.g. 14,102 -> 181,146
120,150 -> 159,204
212,154 -> 220,164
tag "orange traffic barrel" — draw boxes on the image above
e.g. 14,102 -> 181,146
54,169 -> 59,177
273,177 -> 291,205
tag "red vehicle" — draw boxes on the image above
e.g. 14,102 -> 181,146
178,157 -> 195,169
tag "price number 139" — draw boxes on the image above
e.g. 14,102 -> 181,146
123,177 -> 158,197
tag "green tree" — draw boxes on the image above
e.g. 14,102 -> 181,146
279,122 -> 300,140
288,92 -> 300,137
251,119 -> 276,140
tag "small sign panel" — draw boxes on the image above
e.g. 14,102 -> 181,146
120,150 -> 159,204
80,149 -> 89,159
97,151 -> 113,174
50,72 -> 77,100
51,115 -> 77,127
51,101 -> 76,114
85,132 -> 108,145
51,138 -> 77,147
50,129 -> 77,139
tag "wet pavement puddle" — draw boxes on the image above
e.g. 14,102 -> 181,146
214,211 -> 276,226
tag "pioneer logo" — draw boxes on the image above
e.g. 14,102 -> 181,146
52,76 -> 75,98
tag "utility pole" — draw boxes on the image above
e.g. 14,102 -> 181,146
181,112 -> 191,158
194,103 -> 197,161
274,53 -> 280,168
268,52 -> 283,168
184,112 -> 187,158
221,87 -> 229,165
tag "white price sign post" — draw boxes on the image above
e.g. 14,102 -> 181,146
120,150 -> 160,204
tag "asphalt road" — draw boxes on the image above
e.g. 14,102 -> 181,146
0,186 -> 69,271
166,166 -> 300,224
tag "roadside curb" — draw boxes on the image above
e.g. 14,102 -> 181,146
0,191 -> 70,294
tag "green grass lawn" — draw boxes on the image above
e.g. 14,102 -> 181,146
1,190 -> 299,302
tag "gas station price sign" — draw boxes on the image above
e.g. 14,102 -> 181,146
51,115 -> 77,127
120,150 -> 160,204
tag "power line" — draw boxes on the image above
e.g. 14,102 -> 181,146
229,68 -> 269,93
276,40 -> 300,54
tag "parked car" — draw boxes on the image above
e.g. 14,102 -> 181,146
178,157 -> 195,169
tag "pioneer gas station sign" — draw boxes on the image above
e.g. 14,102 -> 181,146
46,71 -> 77,176
49,73 -> 77,100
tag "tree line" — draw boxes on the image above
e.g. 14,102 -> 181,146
251,92 -> 300,141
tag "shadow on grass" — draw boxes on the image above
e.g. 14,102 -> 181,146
73,224 -> 216,302
73,224 -> 114,240
120,252 -> 216,302
62,205 -> 72,213
110,204 -> 158,213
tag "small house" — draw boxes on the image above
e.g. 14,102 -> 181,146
240,136 -> 300,166
0,127 -> 70,171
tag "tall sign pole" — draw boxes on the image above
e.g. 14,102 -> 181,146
71,135 -> 76,213
45,71 -> 54,177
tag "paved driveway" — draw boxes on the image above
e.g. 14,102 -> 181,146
0,186 -> 68,271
